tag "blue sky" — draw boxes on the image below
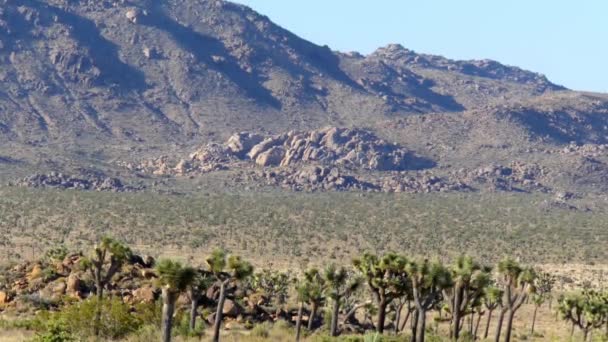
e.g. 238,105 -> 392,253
234,1 -> 607,93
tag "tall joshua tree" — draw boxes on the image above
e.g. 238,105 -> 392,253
156,259 -> 196,342
324,264 -> 360,336
294,268 -> 328,340
294,280 -> 309,342
483,285 -> 503,339
303,268 -> 326,331
80,237 -> 131,336
206,249 -> 253,342
496,258 -> 536,342
558,290 -> 608,341
353,252 -> 409,334
442,255 -> 491,340
407,259 -> 451,342
188,271 -> 213,332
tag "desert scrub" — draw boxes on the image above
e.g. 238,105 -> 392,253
0,187 -> 606,267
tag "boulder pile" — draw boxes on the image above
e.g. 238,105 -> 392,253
455,162 -> 548,192
10,172 -> 140,192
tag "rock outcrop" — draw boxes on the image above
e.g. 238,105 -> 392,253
10,173 -> 141,192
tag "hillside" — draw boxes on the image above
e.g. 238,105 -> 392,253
0,0 -> 608,199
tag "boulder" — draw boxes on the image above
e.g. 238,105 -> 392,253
226,133 -> 264,157
66,273 -> 82,295
222,299 -> 242,317
27,264 -> 43,281
133,285 -> 157,303
255,146 -> 285,167
0,291 -> 10,304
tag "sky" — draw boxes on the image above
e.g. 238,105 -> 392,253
234,1 -> 607,93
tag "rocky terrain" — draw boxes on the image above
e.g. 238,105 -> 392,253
9,172 -> 141,192
0,0 -> 607,198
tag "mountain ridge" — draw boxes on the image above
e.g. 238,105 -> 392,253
1,0 -> 608,198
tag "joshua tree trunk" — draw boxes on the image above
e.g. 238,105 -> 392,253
415,309 -> 426,342
484,309 -> 493,339
530,305 -> 538,335
161,288 -> 176,342
474,312 -> 482,339
94,277 -> 103,337
295,302 -> 304,342
308,302 -> 318,330
503,310 -> 516,342
583,328 -> 589,342
377,298 -> 388,334
394,303 -> 403,334
189,289 -> 199,332
494,309 -> 505,342
410,309 -> 418,342
453,287 -> 462,339
213,280 -> 229,342
469,313 -> 474,335
399,306 -> 412,332
330,298 -> 340,337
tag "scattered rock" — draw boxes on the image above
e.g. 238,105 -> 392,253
11,172 -> 142,192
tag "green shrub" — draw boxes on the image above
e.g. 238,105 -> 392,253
251,322 -> 272,338
46,297 -> 142,339
31,320 -> 76,342
172,310 -> 205,337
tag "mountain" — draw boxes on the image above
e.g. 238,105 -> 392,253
1,0 -> 608,198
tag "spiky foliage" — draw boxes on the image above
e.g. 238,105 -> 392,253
353,252 -> 409,334
156,259 -> 196,292
407,258 -> 451,342
155,259 -> 196,342
206,249 -> 254,342
482,285 -> 504,339
250,269 -> 293,308
324,264 -> 361,336
495,258 -> 536,342
558,290 -> 608,341
187,271 -> 214,332
79,237 -> 131,337
79,237 -> 132,298
300,268 -> 326,330
442,255 -> 491,339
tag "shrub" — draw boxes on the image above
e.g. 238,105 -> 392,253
46,297 -> 142,339
32,320 -> 76,342
251,322 -> 272,338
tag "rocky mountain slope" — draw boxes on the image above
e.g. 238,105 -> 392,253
1,0 -> 608,197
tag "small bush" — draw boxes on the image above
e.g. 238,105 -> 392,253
251,322 -> 272,338
45,297 -> 142,339
32,320 -> 76,342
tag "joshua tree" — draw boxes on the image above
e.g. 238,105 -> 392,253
442,255 -> 491,339
294,268 -> 325,341
250,269 -> 293,310
407,259 -> 451,342
188,271 -> 214,332
482,285 -> 503,339
353,252 -> 409,334
294,281 -> 308,342
558,290 -> 608,341
206,249 -> 254,342
495,258 -> 536,342
156,259 -> 196,342
324,264 -> 361,336
391,283 -> 414,334
79,237 -> 131,336
301,268 -> 325,331
535,271 -> 556,309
